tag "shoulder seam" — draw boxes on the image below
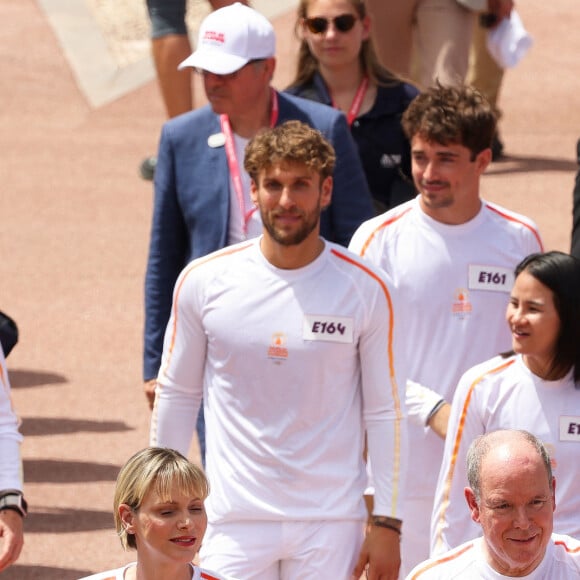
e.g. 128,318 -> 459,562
358,207 -> 413,257
484,203 -> 543,251
410,542 -> 475,578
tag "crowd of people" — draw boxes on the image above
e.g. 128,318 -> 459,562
2,1 -> 580,579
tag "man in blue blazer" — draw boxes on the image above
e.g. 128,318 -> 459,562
143,4 -> 374,436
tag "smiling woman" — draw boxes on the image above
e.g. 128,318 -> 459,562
78,447 -> 232,580
431,251 -> 580,561
286,0 -> 419,214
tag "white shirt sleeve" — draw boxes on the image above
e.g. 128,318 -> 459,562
361,279 -> 408,520
406,380 -> 446,427
150,265 -> 205,456
0,345 -> 23,491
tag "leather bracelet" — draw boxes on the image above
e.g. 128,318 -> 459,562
371,516 -> 402,535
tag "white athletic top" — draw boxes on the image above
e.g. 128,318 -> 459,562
0,345 -> 23,491
79,562 -> 230,580
349,197 -> 542,500
431,354 -> 580,555
407,534 -> 580,579
151,238 -> 407,523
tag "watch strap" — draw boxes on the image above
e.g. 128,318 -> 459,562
0,491 -> 28,518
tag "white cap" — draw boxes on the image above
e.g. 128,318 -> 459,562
178,3 -> 276,74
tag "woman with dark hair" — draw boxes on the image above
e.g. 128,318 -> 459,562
431,251 -> 580,557
286,0 -> 419,214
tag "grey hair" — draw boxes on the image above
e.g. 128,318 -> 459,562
466,429 -> 553,503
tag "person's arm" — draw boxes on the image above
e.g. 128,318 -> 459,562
322,114 -> 374,246
427,401 -> 451,439
353,272 -> 408,580
487,0 -> 514,22
457,0 -> 512,19
208,0 -> 249,8
144,122 -> 189,405
430,370 -> 484,557
150,262 -> 206,455
0,508 -> 24,572
406,380 -> 450,439
0,348 -> 25,572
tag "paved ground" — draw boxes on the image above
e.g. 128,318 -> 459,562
0,0 -> 578,578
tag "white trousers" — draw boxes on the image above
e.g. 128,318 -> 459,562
200,519 -> 365,580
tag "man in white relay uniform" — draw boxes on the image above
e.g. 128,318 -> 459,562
150,121 -> 408,580
348,83 -> 543,576
431,251 -> 580,555
407,430 -> 580,579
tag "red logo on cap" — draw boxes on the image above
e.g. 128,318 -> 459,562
203,30 -> 225,43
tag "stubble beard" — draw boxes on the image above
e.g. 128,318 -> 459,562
261,205 -> 321,247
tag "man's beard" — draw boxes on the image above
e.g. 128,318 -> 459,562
260,204 -> 321,246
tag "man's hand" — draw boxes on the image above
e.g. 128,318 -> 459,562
144,378 -> 157,410
0,509 -> 24,571
488,0 -> 514,22
352,525 -> 401,580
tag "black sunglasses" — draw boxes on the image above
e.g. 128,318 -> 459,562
304,14 -> 357,34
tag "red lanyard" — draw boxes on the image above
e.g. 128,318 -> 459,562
331,76 -> 369,126
220,89 -> 279,236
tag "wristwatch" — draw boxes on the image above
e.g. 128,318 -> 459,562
0,491 -> 28,518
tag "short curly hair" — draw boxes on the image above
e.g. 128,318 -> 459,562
402,82 -> 497,160
114,447 -> 209,550
244,120 -> 336,183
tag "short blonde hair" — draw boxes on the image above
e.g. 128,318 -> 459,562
113,447 -> 209,550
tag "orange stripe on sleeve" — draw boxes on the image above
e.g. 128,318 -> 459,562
554,540 -> 580,554
330,248 -> 403,515
409,542 -> 475,579
159,242 -> 253,382
485,204 -> 544,251
151,242 -> 253,443
433,358 -> 516,553
358,207 -> 412,257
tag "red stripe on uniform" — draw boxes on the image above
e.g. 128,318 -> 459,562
554,539 -> 580,553
410,542 -> 475,579
485,203 -> 544,251
358,207 -> 413,257
433,358 -> 516,553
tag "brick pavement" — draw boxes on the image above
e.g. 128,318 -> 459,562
0,0 -> 578,577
